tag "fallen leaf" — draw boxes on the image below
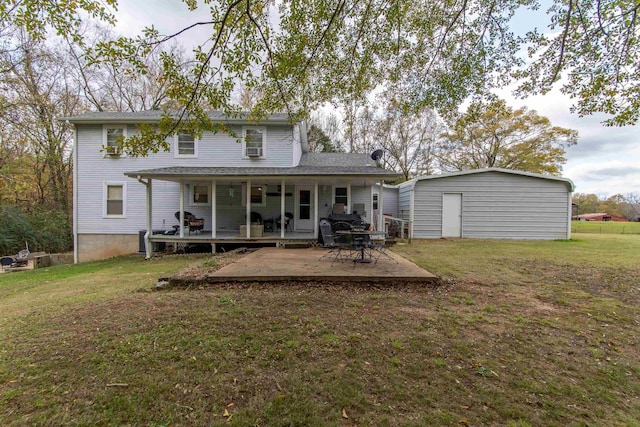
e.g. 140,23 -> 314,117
342,408 -> 349,419
227,402 -> 235,408
458,419 -> 469,425
223,409 -> 230,417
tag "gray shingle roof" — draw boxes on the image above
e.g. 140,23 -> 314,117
60,110 -> 291,124
125,163 -> 399,179
298,152 -> 378,167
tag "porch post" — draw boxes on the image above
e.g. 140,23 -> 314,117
211,180 -> 216,238
246,179 -> 251,238
144,178 -> 153,259
314,180 -> 319,239
378,180 -> 385,232
347,183 -> 352,213
280,179 -> 286,238
179,181 -> 185,238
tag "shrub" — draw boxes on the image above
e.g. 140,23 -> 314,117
0,205 -> 72,255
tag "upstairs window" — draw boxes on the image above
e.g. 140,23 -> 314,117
103,125 -> 127,156
104,182 -> 126,217
174,132 -> 198,158
243,126 -> 266,158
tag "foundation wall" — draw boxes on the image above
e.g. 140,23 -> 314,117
77,234 -> 139,262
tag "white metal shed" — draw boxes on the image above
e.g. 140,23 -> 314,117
396,168 -> 575,240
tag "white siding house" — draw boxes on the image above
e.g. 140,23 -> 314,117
395,169 -> 575,240
64,111 -> 399,262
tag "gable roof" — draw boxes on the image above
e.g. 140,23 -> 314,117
399,168 -> 575,191
60,110 -> 292,125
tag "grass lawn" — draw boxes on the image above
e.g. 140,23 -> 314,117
571,220 -> 640,235
1,235 -> 639,426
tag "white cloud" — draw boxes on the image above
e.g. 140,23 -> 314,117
494,86 -> 640,196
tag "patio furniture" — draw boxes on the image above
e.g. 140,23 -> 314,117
263,218 -> 274,232
276,212 -> 294,231
250,211 -> 263,224
319,220 -> 354,264
1,256 -> 14,272
342,229 -> 372,263
174,211 -> 205,235
326,213 -> 369,232
368,231 -> 397,264
240,224 -> 264,237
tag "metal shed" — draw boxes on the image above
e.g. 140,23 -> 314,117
397,168 -> 575,240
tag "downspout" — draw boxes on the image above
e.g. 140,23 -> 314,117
137,176 -> 152,259
69,120 -> 78,264
314,180 -> 319,239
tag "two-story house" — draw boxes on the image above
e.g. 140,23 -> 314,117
63,111 -> 400,262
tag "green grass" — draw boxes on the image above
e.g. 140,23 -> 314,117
571,220 -> 640,234
1,235 -> 639,426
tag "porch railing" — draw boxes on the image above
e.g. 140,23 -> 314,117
383,215 -> 412,242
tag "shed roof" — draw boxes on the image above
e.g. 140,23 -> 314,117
398,168 -> 575,191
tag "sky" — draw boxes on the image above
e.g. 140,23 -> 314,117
111,1 -> 639,197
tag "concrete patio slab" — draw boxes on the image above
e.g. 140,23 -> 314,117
206,247 -> 438,284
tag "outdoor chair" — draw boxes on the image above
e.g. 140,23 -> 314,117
367,231 -> 397,264
250,211 -> 263,224
276,212 -> 294,231
174,211 -> 205,235
319,219 -> 354,263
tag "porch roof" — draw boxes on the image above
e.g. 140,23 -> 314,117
126,152 -> 400,180
124,164 -> 400,180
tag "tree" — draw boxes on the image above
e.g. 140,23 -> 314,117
375,104 -> 443,182
0,32 -> 79,213
515,0 -> 640,126
572,193 -> 601,215
438,99 -> 578,175
2,0 -> 639,156
64,23 -> 180,113
307,111 -> 343,153
621,193 -> 640,220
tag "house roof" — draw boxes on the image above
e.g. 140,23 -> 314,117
60,110 -> 293,125
398,168 -> 576,191
124,153 -> 400,180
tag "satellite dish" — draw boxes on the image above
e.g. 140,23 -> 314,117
371,149 -> 383,161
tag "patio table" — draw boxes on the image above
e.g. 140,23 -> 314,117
336,229 -> 372,263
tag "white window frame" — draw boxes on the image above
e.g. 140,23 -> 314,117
102,125 -> 127,158
190,183 -> 211,206
333,186 -> 349,209
242,126 -> 267,159
103,181 -> 127,218
173,132 -> 199,158
241,183 -> 267,207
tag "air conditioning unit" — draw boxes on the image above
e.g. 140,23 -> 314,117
246,147 -> 262,157
105,145 -> 122,156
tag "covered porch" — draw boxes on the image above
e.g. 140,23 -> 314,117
125,166 -> 398,259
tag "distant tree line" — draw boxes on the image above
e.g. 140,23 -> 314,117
573,193 -> 640,221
